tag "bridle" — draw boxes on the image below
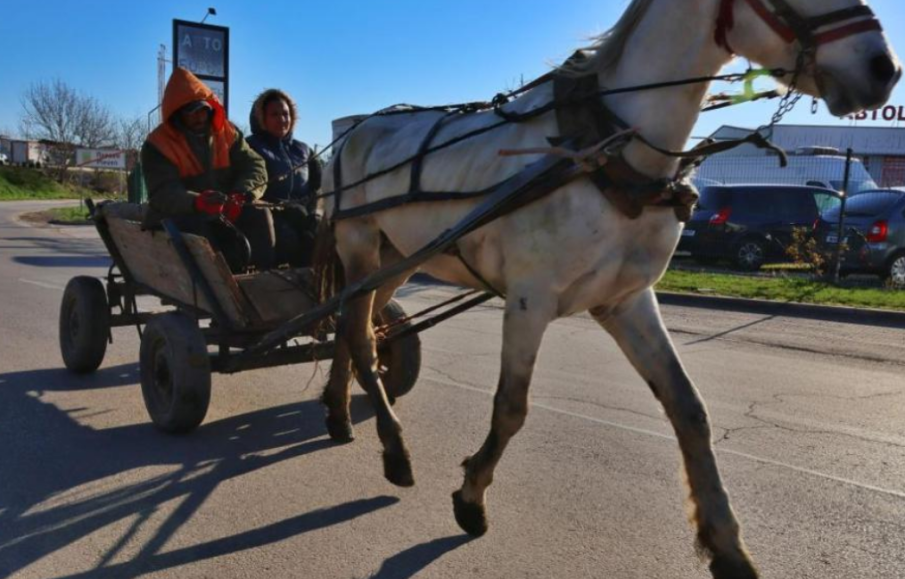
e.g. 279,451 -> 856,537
715,0 -> 882,56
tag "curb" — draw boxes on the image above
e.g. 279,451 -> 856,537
411,274 -> 905,329
656,291 -> 905,330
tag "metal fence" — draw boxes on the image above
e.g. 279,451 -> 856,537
685,147 -> 905,286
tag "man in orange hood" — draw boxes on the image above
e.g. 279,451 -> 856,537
141,68 -> 273,271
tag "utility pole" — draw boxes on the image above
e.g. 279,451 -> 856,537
157,44 -> 167,125
832,148 -> 854,284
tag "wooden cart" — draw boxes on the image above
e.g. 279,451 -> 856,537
58,201 -> 422,434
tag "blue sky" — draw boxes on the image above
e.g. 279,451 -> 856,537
1,0 -> 904,150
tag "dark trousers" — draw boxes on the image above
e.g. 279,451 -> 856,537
272,204 -> 319,268
171,206 -> 276,273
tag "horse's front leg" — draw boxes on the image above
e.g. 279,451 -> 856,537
453,289 -> 555,536
595,288 -> 758,579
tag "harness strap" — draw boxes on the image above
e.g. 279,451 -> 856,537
333,136 -> 349,214
331,70 -> 785,225
450,247 -> 505,298
410,112 -> 455,194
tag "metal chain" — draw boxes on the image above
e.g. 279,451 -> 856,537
759,51 -> 810,132
768,89 -> 804,127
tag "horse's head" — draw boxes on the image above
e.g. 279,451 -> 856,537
717,0 -> 900,116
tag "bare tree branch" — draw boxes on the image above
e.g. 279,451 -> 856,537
19,79 -> 117,148
115,116 -> 148,153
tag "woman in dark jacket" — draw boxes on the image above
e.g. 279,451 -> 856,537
246,89 -> 322,266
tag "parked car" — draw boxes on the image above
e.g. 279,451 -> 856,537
679,185 -> 842,271
0,152 -> 8,165
814,189 -> 905,287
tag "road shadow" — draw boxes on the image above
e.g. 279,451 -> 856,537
14,255 -> 112,268
5,236 -> 106,257
5,234 -> 111,269
367,535 -> 473,579
0,363 -> 385,578
681,315 -> 776,346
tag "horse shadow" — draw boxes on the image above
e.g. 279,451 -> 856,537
0,363 -> 406,578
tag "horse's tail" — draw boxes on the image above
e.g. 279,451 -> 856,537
311,218 -> 345,306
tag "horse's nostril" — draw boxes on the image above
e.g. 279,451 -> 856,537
870,54 -> 898,85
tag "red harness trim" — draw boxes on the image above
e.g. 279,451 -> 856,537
813,18 -> 883,46
741,0 -> 796,44
715,0 -> 882,54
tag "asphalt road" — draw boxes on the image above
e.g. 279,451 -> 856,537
1,201 -> 904,579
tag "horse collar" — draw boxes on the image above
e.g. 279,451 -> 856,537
552,74 -> 700,222
715,0 -> 881,55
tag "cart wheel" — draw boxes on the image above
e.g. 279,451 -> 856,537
375,299 -> 421,402
59,276 -> 109,374
139,313 -> 211,434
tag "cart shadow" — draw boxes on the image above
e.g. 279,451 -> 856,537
14,255 -> 113,268
0,363 -> 387,578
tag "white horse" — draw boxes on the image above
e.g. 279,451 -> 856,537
316,1 -> 899,577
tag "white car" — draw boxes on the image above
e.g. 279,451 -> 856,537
0,152 -> 8,165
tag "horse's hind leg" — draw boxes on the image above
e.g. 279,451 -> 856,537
453,288 -> 555,537
321,245 -> 414,444
335,222 -> 414,487
595,289 -> 758,579
322,335 -> 355,443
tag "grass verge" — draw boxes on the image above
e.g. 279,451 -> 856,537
658,269 -> 905,311
18,204 -> 93,226
0,166 -> 93,200
45,206 -> 92,224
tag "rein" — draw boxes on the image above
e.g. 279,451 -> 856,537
301,0 -> 883,222
314,67 -> 788,203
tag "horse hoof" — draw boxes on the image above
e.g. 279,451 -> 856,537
325,416 -> 355,444
452,490 -> 488,537
383,451 -> 415,487
709,555 -> 759,579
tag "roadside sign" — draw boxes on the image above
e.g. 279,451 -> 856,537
173,19 -> 230,114
76,149 -> 126,170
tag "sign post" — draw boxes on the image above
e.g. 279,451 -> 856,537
172,19 -> 230,114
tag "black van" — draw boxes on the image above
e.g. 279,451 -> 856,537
678,185 -> 842,271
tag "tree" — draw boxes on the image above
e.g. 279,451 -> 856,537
19,79 -> 117,167
115,116 -> 148,153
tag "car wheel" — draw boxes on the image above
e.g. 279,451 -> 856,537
886,253 -> 905,289
734,239 -> 766,272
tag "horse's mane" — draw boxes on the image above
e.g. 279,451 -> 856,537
561,0 -> 656,74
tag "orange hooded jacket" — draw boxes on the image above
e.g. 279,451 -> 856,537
146,67 -> 237,178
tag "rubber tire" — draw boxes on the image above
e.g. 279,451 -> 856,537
884,252 -> 905,289
139,313 -> 211,434
59,276 -> 109,374
374,299 -> 422,401
734,239 -> 767,272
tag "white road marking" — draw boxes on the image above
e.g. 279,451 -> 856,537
426,375 -> 905,501
18,278 -> 66,291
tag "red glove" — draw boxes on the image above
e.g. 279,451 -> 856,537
194,190 -> 227,216
223,192 -> 249,223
